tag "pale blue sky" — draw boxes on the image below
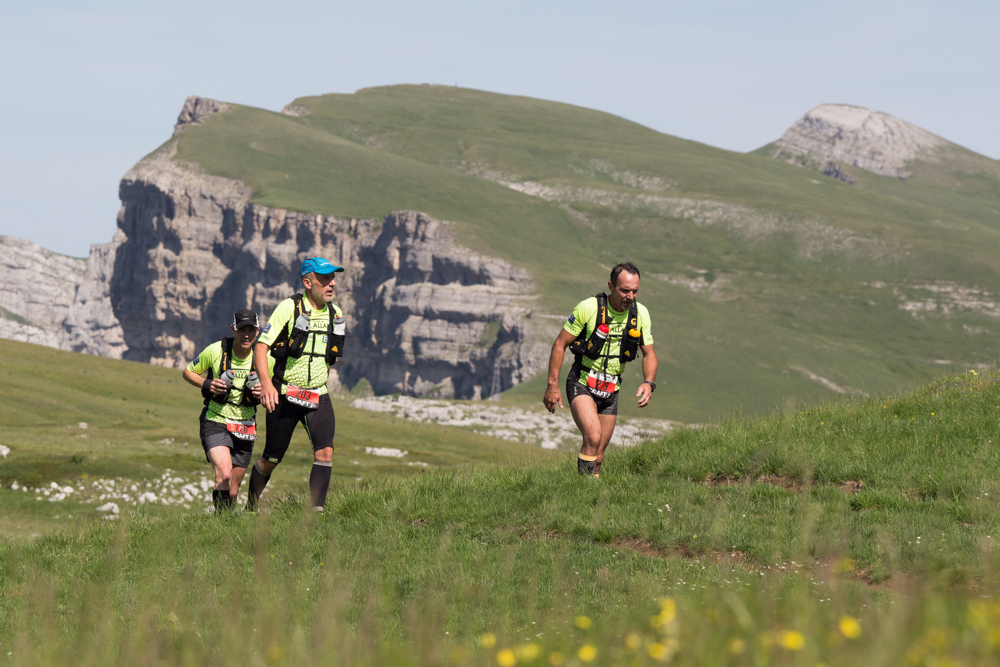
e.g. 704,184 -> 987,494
2,0 -> 997,256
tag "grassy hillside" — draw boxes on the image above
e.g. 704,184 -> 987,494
172,85 -> 1000,422
6,369 -> 1000,664
0,339 -> 545,539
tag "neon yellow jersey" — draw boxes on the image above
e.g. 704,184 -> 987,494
186,340 -> 272,423
259,294 -> 343,394
564,296 -> 653,389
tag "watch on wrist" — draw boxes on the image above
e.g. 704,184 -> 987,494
643,381 -> 656,393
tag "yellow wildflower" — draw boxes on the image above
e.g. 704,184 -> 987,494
515,643 -> 541,661
548,652 -> 564,666
647,642 -> 668,661
727,637 -> 746,655
624,633 -> 642,650
497,648 -> 517,667
578,644 -> 597,662
479,632 -> 498,649
574,615 -> 592,630
839,615 -> 862,639
777,630 -> 805,651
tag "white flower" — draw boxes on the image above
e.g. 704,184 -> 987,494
365,447 -> 408,458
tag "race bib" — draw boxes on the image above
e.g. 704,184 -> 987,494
286,384 -> 320,408
225,418 -> 257,441
586,370 -> 619,399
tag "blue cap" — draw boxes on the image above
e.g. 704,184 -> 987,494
300,257 -> 344,277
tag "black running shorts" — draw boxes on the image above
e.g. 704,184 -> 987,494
261,393 -> 336,463
200,419 -> 255,469
566,377 -> 619,416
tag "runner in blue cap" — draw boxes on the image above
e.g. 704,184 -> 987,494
248,257 -> 347,512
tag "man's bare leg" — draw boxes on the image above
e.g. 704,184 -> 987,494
230,466 -> 248,504
208,447 -> 234,510
570,396 -> 617,476
593,414 -> 617,477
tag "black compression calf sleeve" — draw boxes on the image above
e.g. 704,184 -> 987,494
577,456 -> 597,476
212,489 -> 231,511
309,461 -> 333,512
246,462 -> 271,510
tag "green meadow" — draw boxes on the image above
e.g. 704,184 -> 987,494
6,340 -> 1000,664
0,339 -> 541,539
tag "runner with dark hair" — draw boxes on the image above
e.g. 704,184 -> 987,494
542,262 -> 657,477
182,309 -> 267,510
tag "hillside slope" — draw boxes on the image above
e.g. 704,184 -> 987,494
5,370 -> 1000,665
159,86 -> 1000,421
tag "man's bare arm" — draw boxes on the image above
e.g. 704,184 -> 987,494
635,343 -> 658,408
254,343 -> 280,413
182,368 -> 227,394
543,329 -> 577,413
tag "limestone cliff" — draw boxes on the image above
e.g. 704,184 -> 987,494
766,103 -> 946,179
111,120 -> 548,398
0,234 -> 126,357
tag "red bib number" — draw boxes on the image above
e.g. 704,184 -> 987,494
225,418 -> 257,441
286,384 -> 320,408
586,370 -> 619,399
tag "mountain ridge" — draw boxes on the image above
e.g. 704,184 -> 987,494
2,87 -> 999,421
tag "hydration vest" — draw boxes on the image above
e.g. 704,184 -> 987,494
270,293 -> 346,387
204,337 -> 259,408
567,293 -> 641,369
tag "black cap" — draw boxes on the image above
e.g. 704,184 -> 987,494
233,309 -> 259,329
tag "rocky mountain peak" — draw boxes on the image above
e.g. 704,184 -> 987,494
173,96 -> 233,136
768,103 -> 946,179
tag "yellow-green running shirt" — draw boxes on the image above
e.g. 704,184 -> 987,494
186,340 -> 272,423
259,295 -> 343,394
563,296 -> 653,390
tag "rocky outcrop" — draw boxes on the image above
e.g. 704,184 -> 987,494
0,234 -> 126,357
111,136 -> 548,398
59,230 -> 128,357
0,235 -> 85,332
173,96 -> 233,135
767,104 -> 946,179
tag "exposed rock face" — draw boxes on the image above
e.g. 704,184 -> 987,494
60,230 -> 128,357
768,104 -> 946,179
0,235 -> 84,333
0,234 -> 126,357
111,138 -> 548,398
173,96 -> 233,135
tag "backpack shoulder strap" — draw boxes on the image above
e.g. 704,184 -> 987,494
220,337 -> 234,373
595,293 -> 608,328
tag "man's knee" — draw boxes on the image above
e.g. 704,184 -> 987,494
257,458 -> 279,474
314,447 -> 333,462
582,426 -> 603,447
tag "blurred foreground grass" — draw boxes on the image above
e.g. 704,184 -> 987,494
6,364 -> 1000,664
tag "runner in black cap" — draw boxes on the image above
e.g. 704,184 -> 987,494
247,257 -> 347,512
182,309 -> 270,510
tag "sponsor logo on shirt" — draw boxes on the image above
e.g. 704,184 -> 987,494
192,355 -> 200,365
567,314 -> 575,324
262,323 -> 271,334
